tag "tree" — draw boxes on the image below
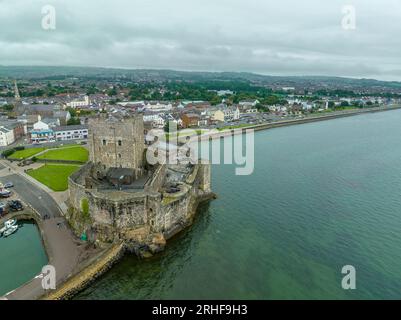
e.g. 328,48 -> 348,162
1,104 -> 14,112
210,95 -> 221,106
66,107 -> 77,117
263,95 -> 280,105
255,103 -> 269,112
107,87 -> 118,96
67,117 -> 81,126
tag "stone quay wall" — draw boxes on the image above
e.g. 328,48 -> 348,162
44,243 -> 125,300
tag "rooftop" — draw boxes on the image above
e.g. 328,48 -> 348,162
53,125 -> 88,132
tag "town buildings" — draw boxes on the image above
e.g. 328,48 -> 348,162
181,113 -> 201,128
53,125 -> 89,141
29,117 -> 88,144
67,96 -> 90,108
0,121 -> 27,146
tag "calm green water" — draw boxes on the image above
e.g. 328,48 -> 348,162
77,109 -> 401,300
0,221 -> 48,296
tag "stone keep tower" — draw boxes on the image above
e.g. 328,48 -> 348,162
88,115 -> 144,171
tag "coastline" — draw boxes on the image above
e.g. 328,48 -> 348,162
4,104 -> 401,300
43,243 -> 125,300
248,105 -> 401,132
0,210 -> 48,298
195,105 -> 401,141
1,208 -> 110,300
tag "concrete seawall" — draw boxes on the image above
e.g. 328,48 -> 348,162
250,105 -> 401,132
43,243 -> 125,300
195,105 -> 401,142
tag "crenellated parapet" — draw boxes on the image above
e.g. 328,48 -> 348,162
67,115 -> 214,257
67,160 -> 213,256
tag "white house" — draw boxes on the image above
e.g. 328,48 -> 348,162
0,127 -> 15,146
33,119 -> 50,131
269,105 -> 288,113
143,113 -> 165,128
239,100 -> 260,107
144,102 -> 173,112
223,107 -> 241,121
217,90 -> 234,96
301,102 -> 313,111
224,109 -> 234,121
67,96 -> 90,108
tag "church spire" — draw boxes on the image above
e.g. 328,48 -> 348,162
14,80 -> 21,102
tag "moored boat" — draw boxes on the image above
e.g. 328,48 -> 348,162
0,219 -> 18,237
4,219 -> 17,228
3,225 -> 18,237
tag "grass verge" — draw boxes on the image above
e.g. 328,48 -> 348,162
27,164 -> 81,191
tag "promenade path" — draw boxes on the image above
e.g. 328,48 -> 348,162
0,160 -> 101,300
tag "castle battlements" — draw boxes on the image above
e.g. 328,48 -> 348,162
67,115 -> 214,257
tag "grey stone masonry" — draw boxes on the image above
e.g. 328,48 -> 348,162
88,115 -> 144,170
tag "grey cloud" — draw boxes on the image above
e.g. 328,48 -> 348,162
1,0 -> 401,80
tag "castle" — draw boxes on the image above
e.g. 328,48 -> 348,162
66,114 -> 213,256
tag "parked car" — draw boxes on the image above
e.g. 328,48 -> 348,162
4,182 -> 13,188
17,159 -> 34,167
0,189 -> 12,198
8,200 -> 23,212
0,202 -> 6,210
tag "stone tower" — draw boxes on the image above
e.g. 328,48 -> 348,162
88,115 -> 144,171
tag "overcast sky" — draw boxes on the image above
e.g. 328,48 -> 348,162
1,0 -> 401,80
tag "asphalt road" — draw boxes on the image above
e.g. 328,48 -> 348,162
0,174 -> 61,218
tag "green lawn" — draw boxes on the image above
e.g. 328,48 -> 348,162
27,164 -> 81,191
10,148 -> 46,160
37,146 -> 89,163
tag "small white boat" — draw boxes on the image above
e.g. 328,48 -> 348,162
0,219 -> 17,236
3,225 -> 18,237
4,219 -> 17,227
4,219 -> 17,228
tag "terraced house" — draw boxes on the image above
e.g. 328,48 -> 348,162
0,121 -> 27,146
53,125 -> 89,141
30,122 -> 88,144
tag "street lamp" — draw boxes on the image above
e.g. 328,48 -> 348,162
118,175 -> 124,191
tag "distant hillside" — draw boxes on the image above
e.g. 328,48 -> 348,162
1,66 -> 401,90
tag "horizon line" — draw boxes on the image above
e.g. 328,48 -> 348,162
1,65 -> 398,83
